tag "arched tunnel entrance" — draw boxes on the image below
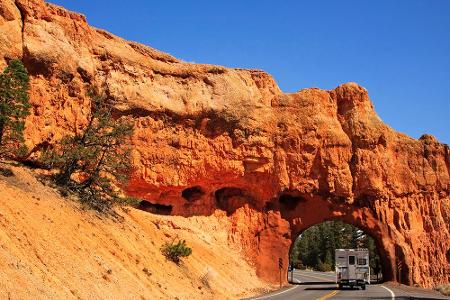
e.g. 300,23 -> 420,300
280,192 -> 401,286
288,220 -> 384,286
135,183 -> 448,288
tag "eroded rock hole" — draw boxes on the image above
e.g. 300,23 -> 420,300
77,66 -> 92,83
279,192 -> 306,210
181,186 -> 204,202
446,249 -> 450,264
22,55 -> 53,77
264,201 -> 275,211
215,187 -> 251,214
139,201 -> 173,215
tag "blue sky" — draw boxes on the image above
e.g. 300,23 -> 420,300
49,0 -> 450,144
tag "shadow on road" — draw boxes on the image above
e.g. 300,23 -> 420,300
304,286 -> 340,291
289,280 -> 383,285
289,281 -> 336,285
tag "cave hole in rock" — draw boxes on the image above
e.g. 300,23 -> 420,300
215,187 -> 253,215
279,191 -> 306,210
264,201 -> 275,212
288,220 -> 385,286
139,200 -> 173,215
446,249 -> 450,264
181,186 -> 205,202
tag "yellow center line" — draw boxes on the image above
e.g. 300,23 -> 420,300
316,290 -> 339,300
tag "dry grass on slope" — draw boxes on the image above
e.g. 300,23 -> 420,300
435,285 -> 450,296
0,164 -> 271,300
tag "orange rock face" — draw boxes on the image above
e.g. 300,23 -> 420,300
1,0 -> 449,288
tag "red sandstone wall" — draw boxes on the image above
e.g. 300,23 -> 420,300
1,0 -> 449,287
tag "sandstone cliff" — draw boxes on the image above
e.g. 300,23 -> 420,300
1,0 -> 449,288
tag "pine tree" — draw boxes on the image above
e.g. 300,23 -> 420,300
322,250 -> 333,271
0,60 -> 30,158
42,90 -> 134,212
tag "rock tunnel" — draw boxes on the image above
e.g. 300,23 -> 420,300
5,0 -> 449,288
128,83 -> 450,288
138,185 -> 448,288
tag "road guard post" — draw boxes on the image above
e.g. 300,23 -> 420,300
278,258 -> 283,288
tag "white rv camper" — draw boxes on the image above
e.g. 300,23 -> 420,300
335,248 -> 370,289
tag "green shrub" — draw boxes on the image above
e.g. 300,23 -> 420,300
41,89 -> 134,213
0,59 -> 30,159
317,259 -> 333,272
162,239 -> 192,264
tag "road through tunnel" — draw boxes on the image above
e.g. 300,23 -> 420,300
120,81 -> 450,288
5,3 -> 449,287
278,194 -> 400,285
288,220 -> 385,285
134,178 -> 450,288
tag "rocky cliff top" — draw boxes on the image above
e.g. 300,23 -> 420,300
1,0 -> 448,203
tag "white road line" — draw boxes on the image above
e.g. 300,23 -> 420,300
251,285 -> 298,300
381,285 -> 395,299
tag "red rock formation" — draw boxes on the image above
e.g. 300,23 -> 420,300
1,0 -> 449,288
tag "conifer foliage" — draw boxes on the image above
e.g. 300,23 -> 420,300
43,90 -> 134,212
0,60 -> 31,159
162,239 -> 193,264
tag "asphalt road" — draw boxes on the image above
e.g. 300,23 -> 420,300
246,269 -> 450,300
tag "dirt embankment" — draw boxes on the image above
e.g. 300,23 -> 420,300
0,165 -> 272,299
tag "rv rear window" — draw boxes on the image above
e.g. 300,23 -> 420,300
349,255 -> 355,265
358,258 -> 367,265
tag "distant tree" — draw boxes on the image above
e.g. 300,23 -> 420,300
323,250 -> 333,270
0,60 -> 30,159
42,90 -> 134,212
317,257 -> 333,272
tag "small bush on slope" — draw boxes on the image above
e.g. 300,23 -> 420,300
435,285 -> 450,296
162,239 -> 192,264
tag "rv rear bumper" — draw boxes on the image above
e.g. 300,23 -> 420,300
338,279 -> 365,286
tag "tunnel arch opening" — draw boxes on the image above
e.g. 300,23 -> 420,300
275,192 -> 405,285
288,220 -> 386,285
